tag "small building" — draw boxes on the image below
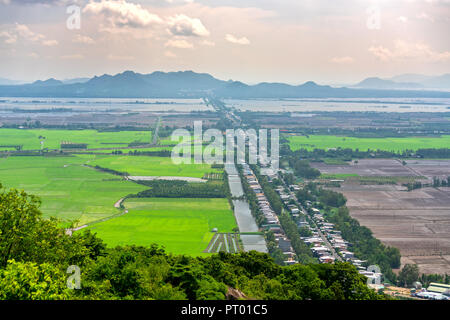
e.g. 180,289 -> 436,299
427,283 -> 450,296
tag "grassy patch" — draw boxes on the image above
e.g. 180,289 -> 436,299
87,198 -> 236,256
0,128 -> 152,150
87,155 -> 222,178
288,135 -> 450,152
0,155 -> 146,225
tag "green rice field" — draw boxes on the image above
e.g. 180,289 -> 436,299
0,155 -> 146,225
87,198 -> 236,255
288,135 -> 450,152
0,128 -> 152,150
87,155 -> 221,178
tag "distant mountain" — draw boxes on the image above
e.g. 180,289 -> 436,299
421,74 -> 450,89
355,74 -> 450,90
31,78 -> 64,86
353,77 -> 424,90
0,70 -> 449,98
62,77 -> 90,85
388,74 -> 433,84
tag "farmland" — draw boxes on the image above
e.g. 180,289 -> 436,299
0,155 -> 146,225
87,154 -> 221,178
288,134 -> 450,152
88,198 -> 237,255
315,159 -> 450,274
0,128 -> 153,150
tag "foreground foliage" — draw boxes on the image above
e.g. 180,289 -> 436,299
0,184 -> 388,300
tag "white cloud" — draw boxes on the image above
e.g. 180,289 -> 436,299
225,34 -> 250,45
330,56 -> 354,64
15,24 -> 45,42
0,24 -> 57,47
167,14 -> 209,37
73,34 -> 95,44
398,16 -> 408,23
369,40 -> 450,62
164,39 -> 193,49
83,0 -> 163,28
0,31 -> 17,44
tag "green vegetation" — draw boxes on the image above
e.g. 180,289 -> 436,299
0,128 -> 152,150
88,155 -> 220,178
0,156 -> 146,225
134,180 -> 227,198
288,134 -> 450,152
87,198 -> 236,256
0,184 -> 388,300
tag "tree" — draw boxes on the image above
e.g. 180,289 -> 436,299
0,260 -> 69,300
398,264 -> 419,287
0,185 -> 42,267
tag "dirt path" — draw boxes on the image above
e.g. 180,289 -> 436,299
65,197 -> 127,236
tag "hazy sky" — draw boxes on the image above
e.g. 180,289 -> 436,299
0,0 -> 449,84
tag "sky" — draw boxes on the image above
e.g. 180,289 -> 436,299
0,0 -> 449,84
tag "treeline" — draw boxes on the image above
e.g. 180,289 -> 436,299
318,189 -> 347,208
127,150 -> 172,157
92,165 -> 128,176
133,180 -> 227,198
281,144 -> 450,161
328,207 -> 401,282
283,156 -> 321,179
278,212 -> 316,264
0,184 -> 388,300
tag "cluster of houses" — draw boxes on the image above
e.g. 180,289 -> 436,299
241,163 -> 297,265
302,204 -> 373,276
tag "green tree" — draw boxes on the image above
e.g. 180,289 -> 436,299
398,264 -> 419,287
0,260 -> 69,300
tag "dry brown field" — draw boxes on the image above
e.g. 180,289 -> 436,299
314,159 -> 450,274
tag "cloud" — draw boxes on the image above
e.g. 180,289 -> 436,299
398,16 -> 408,23
0,31 -> 17,44
225,34 -> 250,45
369,40 -> 450,62
167,14 -> 209,37
0,23 -> 57,46
73,34 -> 95,44
83,0 -> 163,28
15,24 -> 45,42
164,39 -> 193,49
330,56 -> 354,64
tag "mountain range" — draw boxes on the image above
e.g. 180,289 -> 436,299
352,74 -> 450,90
0,71 -> 449,99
